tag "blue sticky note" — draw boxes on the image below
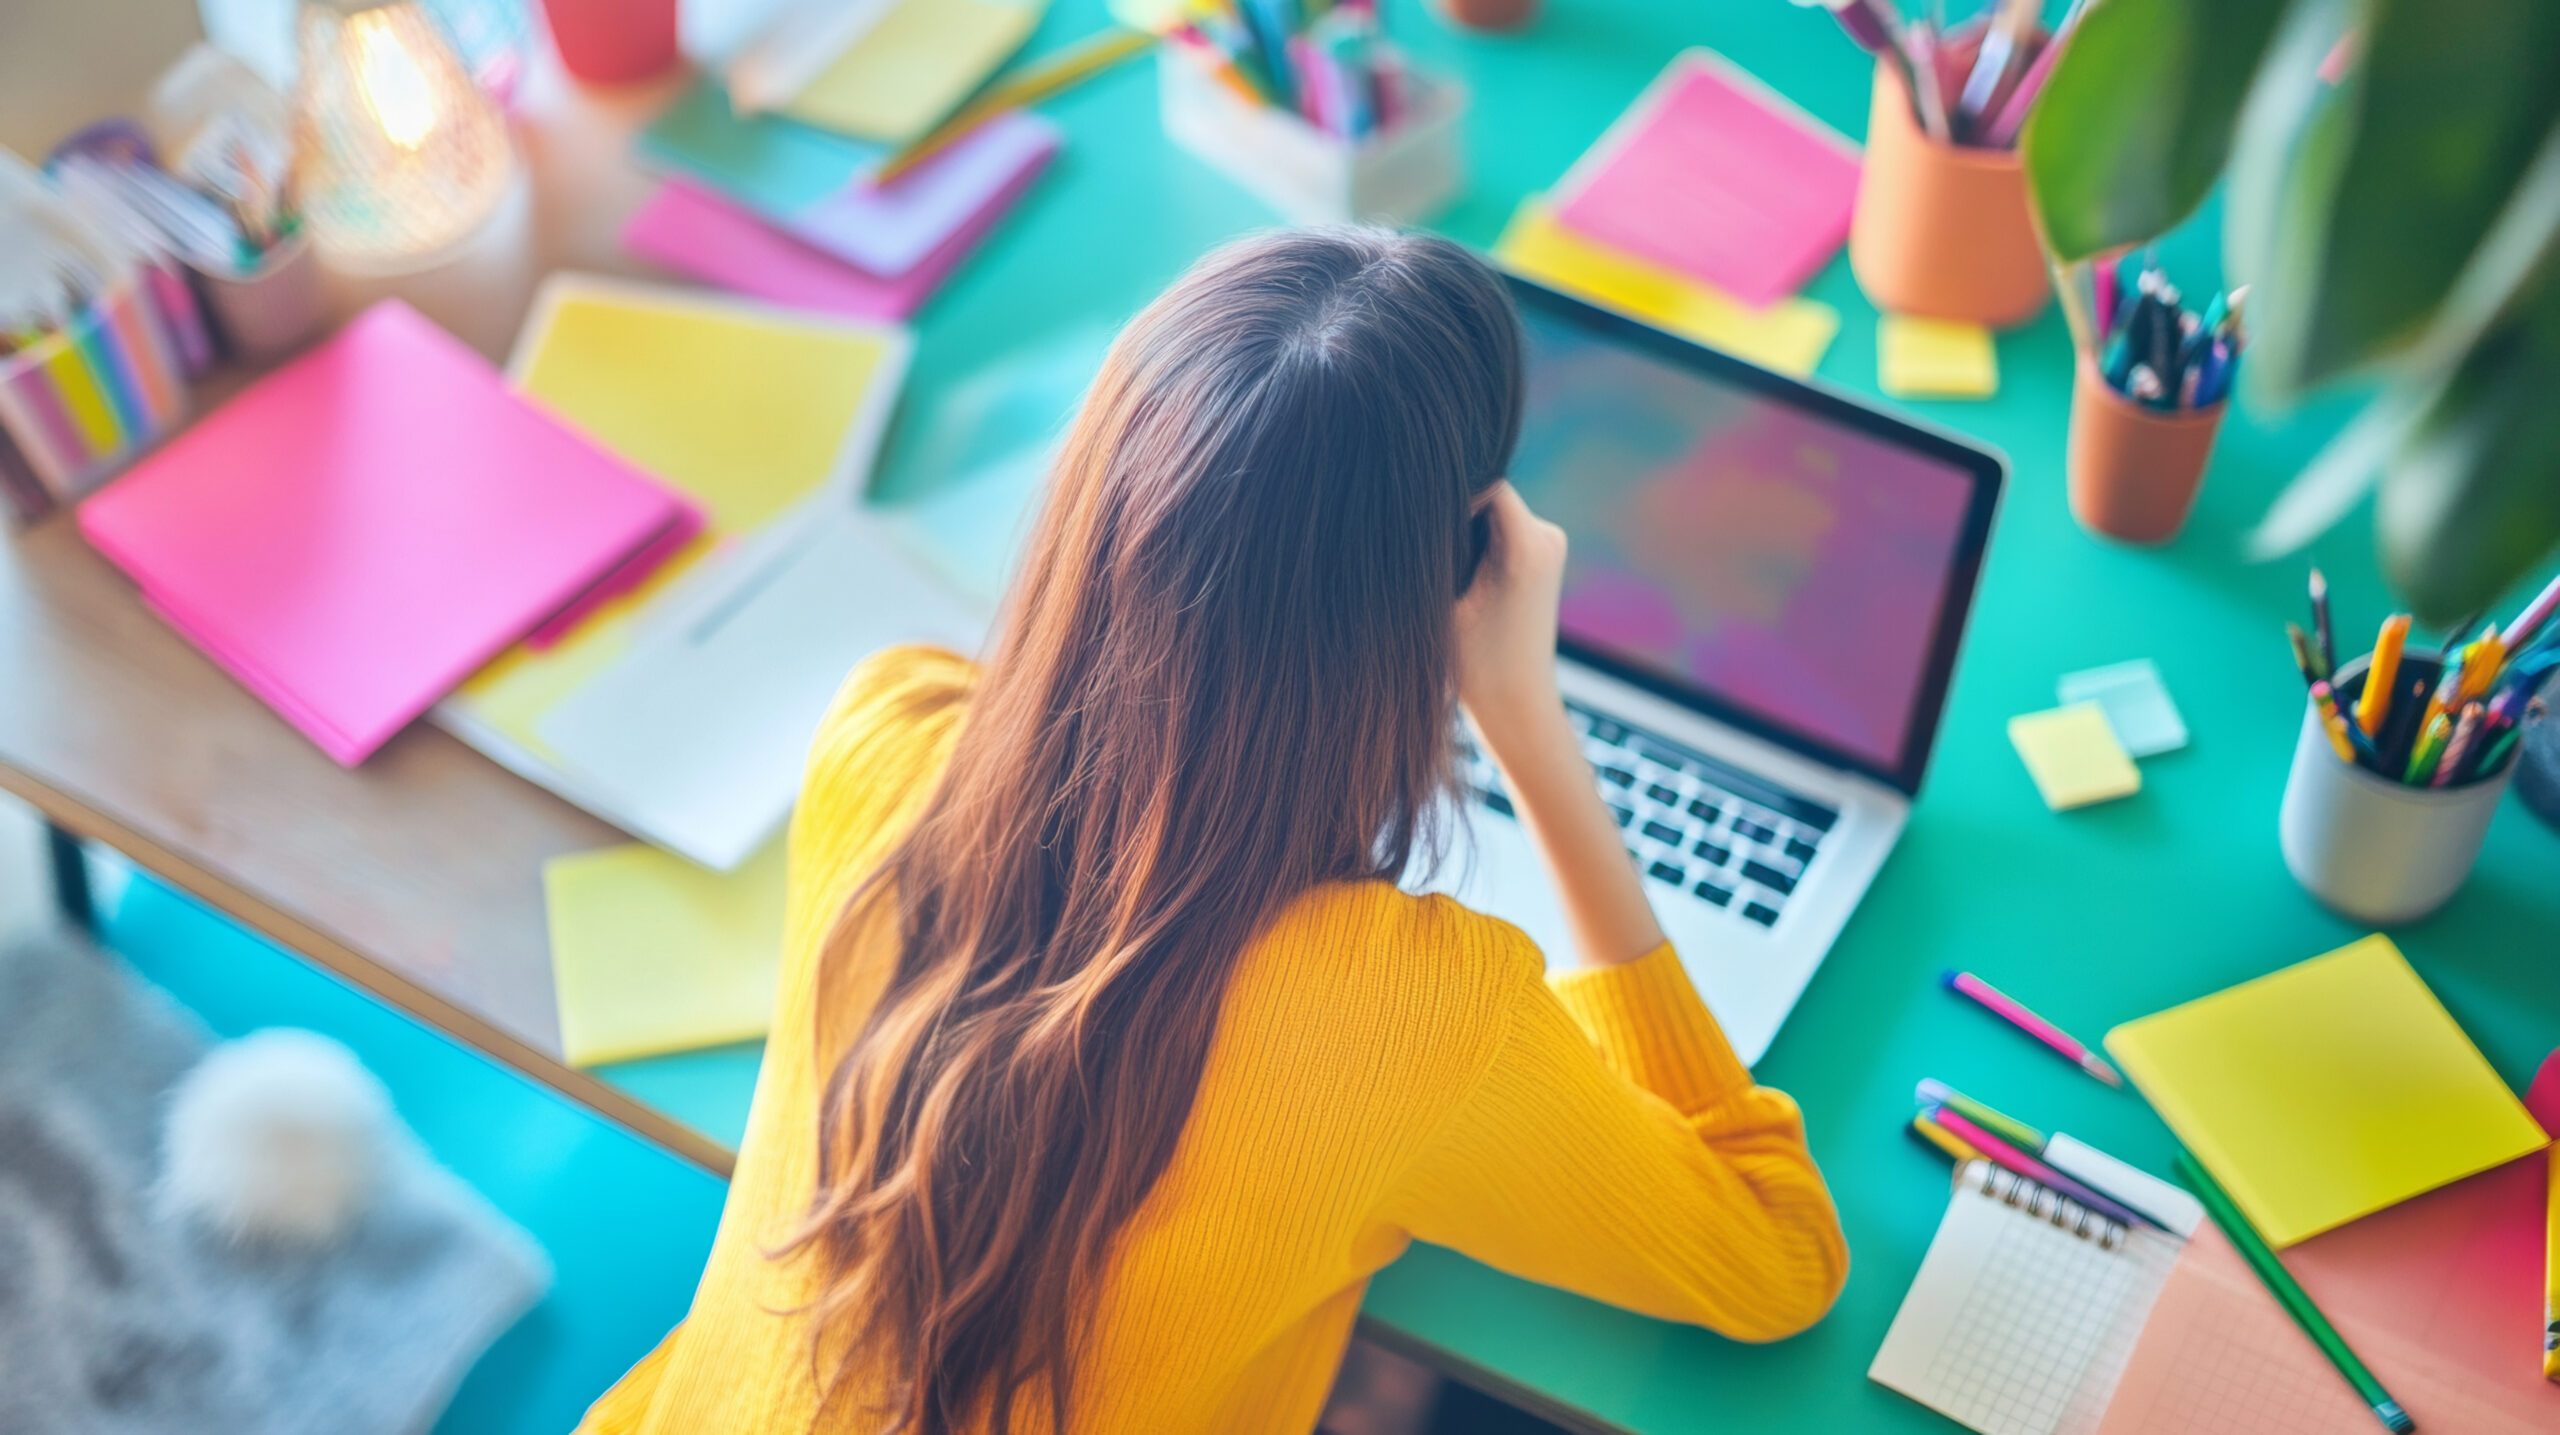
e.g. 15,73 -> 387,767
637,79 -> 886,219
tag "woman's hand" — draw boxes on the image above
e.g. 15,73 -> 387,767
1455,482 -> 1569,746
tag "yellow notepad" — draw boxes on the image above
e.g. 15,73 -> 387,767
546,837 -> 788,1067
1494,198 -> 1838,379
782,0 -> 1047,145
2007,702 -> 2140,810
1877,314 -> 1998,399
2107,934 -> 2548,1247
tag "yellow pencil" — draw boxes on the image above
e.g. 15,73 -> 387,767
2356,614 -> 2407,737
874,28 -> 1158,185
1909,1113 -> 1985,1165
2456,625 -> 2506,706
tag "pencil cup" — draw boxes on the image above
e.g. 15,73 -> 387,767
1158,51 -> 1467,227
1847,61 -> 2049,328
2278,658 -> 2513,927
196,235 -> 328,363
2065,354 -> 2223,545
1431,0 -> 1540,30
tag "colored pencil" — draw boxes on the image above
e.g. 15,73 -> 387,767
2310,681 -> 2358,763
1914,1078 -> 2046,1153
1929,1108 -> 2156,1230
2308,567 -> 2335,678
2508,571 -> 2560,651
2175,1153 -> 2415,1432
1908,1112 -> 1985,1164
1942,971 -> 2124,1087
2287,622 -> 2321,686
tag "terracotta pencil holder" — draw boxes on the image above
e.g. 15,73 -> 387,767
2278,656 -> 2514,927
2065,354 -> 2223,545
1432,0 -> 1539,29
1848,62 -> 2048,328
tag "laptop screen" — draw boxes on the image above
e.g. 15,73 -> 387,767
1508,293 -> 1998,787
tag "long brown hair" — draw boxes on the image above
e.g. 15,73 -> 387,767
785,228 -> 1524,1433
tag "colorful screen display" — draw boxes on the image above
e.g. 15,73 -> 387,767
1511,308 -> 1980,770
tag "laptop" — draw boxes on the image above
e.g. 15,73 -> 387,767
1422,276 -> 2006,1066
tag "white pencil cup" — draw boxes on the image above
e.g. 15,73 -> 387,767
1158,50 -> 1466,226
2277,656 -> 2513,927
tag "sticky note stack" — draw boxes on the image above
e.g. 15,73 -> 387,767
1494,49 -> 1858,379
546,838 -> 787,1067
630,81 -> 1060,322
1878,314 -> 1999,399
2008,658 -> 2187,810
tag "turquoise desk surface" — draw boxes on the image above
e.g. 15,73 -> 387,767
598,1 -> 2560,1430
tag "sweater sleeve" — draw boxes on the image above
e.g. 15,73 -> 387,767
1384,940 -> 1848,1342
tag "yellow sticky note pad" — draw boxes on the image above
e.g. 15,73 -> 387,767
783,0 -> 1045,145
2008,702 -> 2140,810
1877,314 -> 1998,399
2107,935 -> 2549,1247
546,838 -> 788,1067
1494,198 -> 1838,378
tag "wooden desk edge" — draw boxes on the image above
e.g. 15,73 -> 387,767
0,761 -> 738,1178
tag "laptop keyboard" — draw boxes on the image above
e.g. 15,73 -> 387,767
1460,701 -> 1839,930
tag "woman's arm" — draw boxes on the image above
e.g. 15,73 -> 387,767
1455,483 -> 1663,972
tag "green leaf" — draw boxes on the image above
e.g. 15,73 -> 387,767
2377,277 -> 2560,625
2021,0 -> 2293,262
2251,0 -> 2560,396
2222,0 -> 2354,302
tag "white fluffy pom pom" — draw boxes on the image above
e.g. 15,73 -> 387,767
158,1029 -> 396,1247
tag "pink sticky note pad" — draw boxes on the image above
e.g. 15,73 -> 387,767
79,301 -> 696,766
780,113 -> 1061,278
623,132 -> 1056,323
1554,50 -> 1862,308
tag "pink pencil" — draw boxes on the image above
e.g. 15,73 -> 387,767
1942,970 -> 2124,1087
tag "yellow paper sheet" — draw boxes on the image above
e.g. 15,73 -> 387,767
1877,314 -> 1998,399
546,837 -> 788,1067
2106,934 -> 2549,1247
451,280 -> 903,757
2007,702 -> 2140,810
782,0 -> 1046,145
1493,198 -> 1838,379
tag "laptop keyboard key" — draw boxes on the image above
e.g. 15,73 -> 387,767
1741,860 -> 1798,895
1646,783 -> 1680,807
1647,861 -> 1684,886
1609,804 -> 1633,828
1692,840 -> 1731,866
1687,798 -> 1722,824
1641,819 -> 1683,846
1600,766 -> 1635,788
1785,837 -> 1818,863
1732,818 -> 1778,845
1742,902 -> 1780,927
1482,790 -> 1512,817
1693,880 -> 1733,907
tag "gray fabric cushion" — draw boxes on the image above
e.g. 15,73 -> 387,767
0,930 -> 549,1435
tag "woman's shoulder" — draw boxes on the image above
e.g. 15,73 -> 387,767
799,647 -> 976,815
1240,882 -> 1548,1050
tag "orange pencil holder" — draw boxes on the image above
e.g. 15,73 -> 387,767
1848,61 -> 2048,328
2065,355 -> 2225,546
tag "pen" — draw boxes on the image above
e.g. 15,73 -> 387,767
2308,567 -> 2336,678
1929,1108 -> 2157,1230
1941,971 -> 2124,1087
2356,615 -> 2408,736
1914,1078 -> 2046,1152
2176,1153 -> 2416,1433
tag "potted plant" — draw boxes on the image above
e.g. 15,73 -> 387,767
2017,0 -> 2560,626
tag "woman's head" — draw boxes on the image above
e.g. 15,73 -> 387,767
790,228 -> 1523,1434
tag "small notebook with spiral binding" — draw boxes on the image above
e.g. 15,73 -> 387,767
1871,1160 -> 2187,1435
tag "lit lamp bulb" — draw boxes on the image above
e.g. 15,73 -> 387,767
291,0 -> 511,273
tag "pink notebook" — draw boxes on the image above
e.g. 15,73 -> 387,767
622,128 -> 1054,323
79,301 -> 700,766
1553,50 -> 1862,308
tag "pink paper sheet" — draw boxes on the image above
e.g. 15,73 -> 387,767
79,301 -> 695,766
1553,51 -> 1862,309
2095,1054 -> 2560,1433
622,136 -> 1054,323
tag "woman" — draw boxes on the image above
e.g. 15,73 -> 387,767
580,229 -> 1846,1435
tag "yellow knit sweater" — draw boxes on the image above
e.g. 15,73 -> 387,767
578,647 -> 1847,1434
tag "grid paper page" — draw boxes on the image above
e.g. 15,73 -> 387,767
1871,1164 -> 2185,1435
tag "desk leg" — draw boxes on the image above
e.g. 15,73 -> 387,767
44,821 -> 95,935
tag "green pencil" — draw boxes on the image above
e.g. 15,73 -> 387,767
2173,1153 -> 2414,1433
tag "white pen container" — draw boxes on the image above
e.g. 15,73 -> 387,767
1159,50 -> 1467,227
2277,655 -> 2514,927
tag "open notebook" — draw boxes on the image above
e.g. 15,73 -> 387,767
1871,1161 -> 2186,1435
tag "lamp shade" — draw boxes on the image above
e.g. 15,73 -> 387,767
291,0 -> 511,273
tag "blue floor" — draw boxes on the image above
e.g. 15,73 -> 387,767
104,874 -> 731,1435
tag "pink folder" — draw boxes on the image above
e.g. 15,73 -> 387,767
1553,51 -> 1863,309
621,125 -> 1055,323
79,300 -> 701,766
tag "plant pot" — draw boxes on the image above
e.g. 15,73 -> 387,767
539,0 -> 679,85
1432,0 -> 1539,31
2065,354 -> 2223,545
1848,61 -> 2048,328
2278,655 -> 2514,926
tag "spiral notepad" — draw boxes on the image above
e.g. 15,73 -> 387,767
1871,1161 -> 2186,1435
